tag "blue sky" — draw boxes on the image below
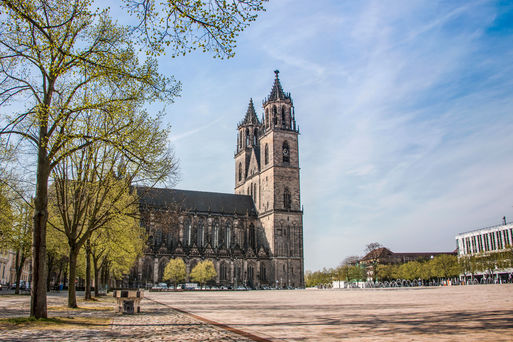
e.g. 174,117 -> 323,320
118,1 -> 513,271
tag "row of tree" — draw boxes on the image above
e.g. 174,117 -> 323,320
0,0 -> 267,318
306,250 -> 513,288
305,264 -> 366,288
163,259 -> 217,287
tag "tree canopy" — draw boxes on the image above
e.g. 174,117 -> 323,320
163,258 -> 187,286
190,260 -> 217,285
0,0 -> 266,318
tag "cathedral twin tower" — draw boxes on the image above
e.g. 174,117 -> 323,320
137,71 -> 304,288
234,70 -> 304,287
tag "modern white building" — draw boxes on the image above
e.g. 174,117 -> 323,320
456,222 -> 513,256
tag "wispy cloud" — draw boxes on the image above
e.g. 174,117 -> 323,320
153,0 -> 513,270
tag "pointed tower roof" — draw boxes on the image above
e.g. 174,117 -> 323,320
264,70 -> 291,104
239,98 -> 260,126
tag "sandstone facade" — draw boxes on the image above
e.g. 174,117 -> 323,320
132,71 -> 304,288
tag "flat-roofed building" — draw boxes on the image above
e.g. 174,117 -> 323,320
456,222 -> 513,256
456,221 -> 513,283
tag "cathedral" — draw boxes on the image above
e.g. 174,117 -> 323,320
132,71 -> 304,288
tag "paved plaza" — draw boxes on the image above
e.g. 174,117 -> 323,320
0,285 -> 512,341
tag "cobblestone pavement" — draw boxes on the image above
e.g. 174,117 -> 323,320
2,286 -> 513,341
0,293 -> 254,341
149,285 -> 513,341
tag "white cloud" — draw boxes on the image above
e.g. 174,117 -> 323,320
152,1 -> 513,270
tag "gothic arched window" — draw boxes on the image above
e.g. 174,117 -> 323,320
245,128 -> 250,147
281,106 -> 286,127
191,219 -> 197,246
265,109 -> 269,128
282,141 -> 290,164
264,144 -> 269,165
254,128 -> 258,145
239,131 -> 242,148
220,262 -> 227,281
183,218 -> 191,246
283,187 -> 291,209
272,106 -> 277,125
219,222 -> 225,247
225,221 -> 232,248
197,218 -> 204,247
238,162 -> 242,182
260,263 -> 266,281
249,224 -> 256,251
212,219 -> 219,248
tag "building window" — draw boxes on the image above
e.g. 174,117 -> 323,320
282,141 -> 290,163
219,223 -> 225,247
220,263 -> 227,281
238,163 -> 242,182
197,218 -> 204,247
260,264 -> 266,281
265,109 -> 269,128
249,224 -> 256,250
264,144 -> 269,165
273,106 -> 277,125
283,187 -> 291,209
226,221 -> 232,248
183,219 -> 191,246
254,128 -> 258,145
213,219 -> 219,248
281,106 -> 286,127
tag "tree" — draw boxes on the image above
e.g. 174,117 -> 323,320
398,261 -> 421,281
419,261 -> 433,282
0,184 -> 13,235
46,225 -> 68,291
0,0 -> 178,317
124,0 -> 267,58
47,140 -> 155,307
0,186 -> 32,294
431,254 -> 459,279
376,264 -> 398,281
362,242 -> 384,281
365,242 -> 383,254
163,258 -> 186,287
0,0 -> 265,318
341,255 -> 360,266
190,260 -> 217,286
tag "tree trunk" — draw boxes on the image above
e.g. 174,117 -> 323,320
68,250 -> 79,308
31,151 -> 50,318
55,264 -> 63,290
93,256 -> 99,297
47,253 -> 54,291
63,266 -> 68,288
85,240 -> 91,300
14,251 -> 21,295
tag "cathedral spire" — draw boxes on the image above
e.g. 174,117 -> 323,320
239,98 -> 260,127
264,70 -> 291,105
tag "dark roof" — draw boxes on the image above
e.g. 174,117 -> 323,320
360,247 -> 393,261
137,187 -> 257,216
394,252 -> 457,257
361,247 -> 456,262
263,70 -> 291,104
